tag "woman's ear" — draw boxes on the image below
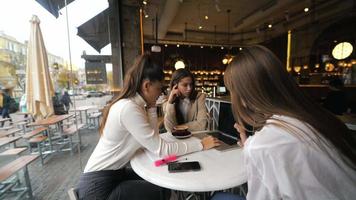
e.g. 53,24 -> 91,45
141,79 -> 151,93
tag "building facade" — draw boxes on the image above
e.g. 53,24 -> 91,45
0,32 -> 79,97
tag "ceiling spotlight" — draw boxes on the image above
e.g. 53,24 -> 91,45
239,47 -> 242,51
222,54 -> 234,65
198,25 -> 203,29
143,0 -> 147,5
151,45 -> 161,52
222,58 -> 228,65
143,10 -> 149,18
268,24 -> 272,28
304,7 -> 309,12
200,46 -> 204,48
164,44 -> 168,47
221,46 -> 224,49
177,44 -> 180,47
205,15 -> 209,20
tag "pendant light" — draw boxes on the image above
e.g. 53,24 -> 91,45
222,9 -> 233,64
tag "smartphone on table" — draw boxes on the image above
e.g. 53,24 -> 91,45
168,161 -> 201,173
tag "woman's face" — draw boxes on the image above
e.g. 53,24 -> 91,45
144,80 -> 163,106
177,76 -> 193,98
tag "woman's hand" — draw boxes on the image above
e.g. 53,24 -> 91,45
201,136 -> 220,150
234,123 -> 247,147
168,84 -> 181,104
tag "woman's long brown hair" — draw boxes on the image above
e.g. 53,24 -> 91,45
224,45 -> 355,168
99,54 -> 164,135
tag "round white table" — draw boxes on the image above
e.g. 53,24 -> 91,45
130,133 -> 247,192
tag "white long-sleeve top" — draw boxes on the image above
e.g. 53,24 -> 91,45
84,94 -> 203,173
178,97 -> 191,122
244,115 -> 356,200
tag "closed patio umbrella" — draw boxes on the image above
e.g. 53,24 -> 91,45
26,15 -> 54,120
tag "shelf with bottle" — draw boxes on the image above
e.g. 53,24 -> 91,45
163,69 -> 224,88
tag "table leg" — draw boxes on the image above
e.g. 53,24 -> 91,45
79,111 -> 83,124
85,110 -> 89,127
46,128 -> 53,153
21,124 -> 26,135
23,166 -> 34,200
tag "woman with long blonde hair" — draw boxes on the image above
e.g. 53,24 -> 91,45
213,45 -> 355,200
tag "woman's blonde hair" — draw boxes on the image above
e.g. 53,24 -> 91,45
224,45 -> 355,168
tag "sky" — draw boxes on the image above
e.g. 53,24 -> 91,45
0,0 -> 112,69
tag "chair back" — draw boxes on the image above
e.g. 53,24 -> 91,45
67,188 -> 79,200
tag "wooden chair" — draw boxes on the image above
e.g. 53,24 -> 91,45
87,112 -> 102,129
22,127 -> 48,140
62,124 -> 85,155
206,112 -> 214,131
67,188 -> 79,200
21,127 -> 48,165
15,120 -> 31,135
0,147 -> 27,157
28,136 -> 48,165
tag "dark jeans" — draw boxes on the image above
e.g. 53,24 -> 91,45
211,192 -> 246,200
64,103 -> 70,112
77,167 -> 169,200
1,107 -> 11,127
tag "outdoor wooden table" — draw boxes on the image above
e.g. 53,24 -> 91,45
30,114 -> 73,126
0,129 -> 22,138
0,132 -> 10,138
15,112 -> 34,122
29,114 -> 73,152
0,155 -> 39,200
0,118 -> 11,126
0,136 -> 21,148
0,118 -> 11,122
71,106 -> 97,126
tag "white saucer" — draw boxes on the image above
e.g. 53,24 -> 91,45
173,133 -> 192,139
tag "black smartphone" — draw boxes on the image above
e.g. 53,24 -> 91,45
168,161 -> 201,173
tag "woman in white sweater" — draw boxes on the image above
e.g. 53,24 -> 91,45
77,54 -> 220,200
213,45 -> 355,200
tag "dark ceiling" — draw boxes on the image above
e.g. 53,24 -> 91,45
143,0 -> 354,46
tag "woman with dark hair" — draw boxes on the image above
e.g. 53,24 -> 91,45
77,54 -> 219,200
163,68 -> 207,132
213,45 -> 355,200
